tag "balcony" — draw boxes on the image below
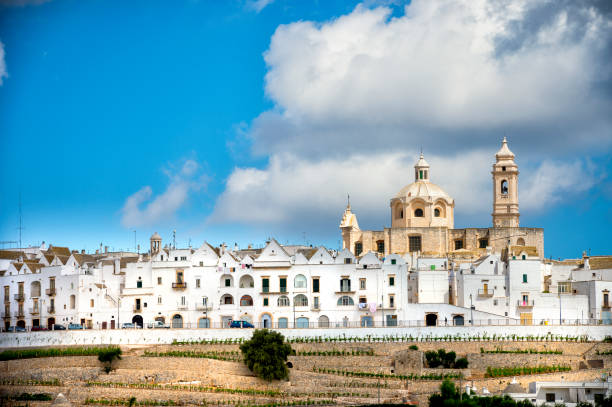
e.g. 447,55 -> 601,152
177,303 -> 189,310
133,306 -> 142,313
195,304 -> 212,311
29,307 -> 40,315
517,300 -> 534,308
47,306 -> 55,314
46,288 -> 56,296
13,293 -> 24,302
15,309 -> 25,318
172,282 -> 187,290
602,302 -> 610,310
1,312 -> 9,319
478,289 -> 494,298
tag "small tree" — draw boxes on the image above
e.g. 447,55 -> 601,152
97,347 -> 122,373
240,329 -> 292,381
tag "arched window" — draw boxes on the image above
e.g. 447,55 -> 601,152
396,206 -> 403,219
414,208 -> 424,217
220,294 -> 234,305
337,296 -> 354,306
30,281 -> 41,298
294,294 -> 308,307
296,317 -> 309,328
501,180 -> 508,195
294,274 -> 307,289
239,275 -> 254,288
240,295 -> 253,306
278,295 -> 290,307
220,274 -> 233,288
517,238 -> 526,246
434,208 -> 441,217
318,315 -> 330,328
172,314 -> 183,328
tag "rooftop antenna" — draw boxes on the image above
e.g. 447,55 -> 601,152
172,230 -> 176,249
133,230 -> 137,253
347,193 -> 350,208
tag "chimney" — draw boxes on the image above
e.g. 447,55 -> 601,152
95,249 -> 99,254
234,243 -> 239,251
583,251 -> 590,270
81,249 -> 85,254
105,246 -> 109,253
248,244 -> 253,249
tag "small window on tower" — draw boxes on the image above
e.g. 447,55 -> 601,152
502,166 -> 506,171
414,208 -> 424,217
434,208 -> 440,217
501,180 -> 509,195
455,240 -> 464,250
355,242 -> 363,256
479,239 -> 488,249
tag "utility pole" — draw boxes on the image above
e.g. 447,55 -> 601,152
18,191 -> 24,250
470,294 -> 474,326
173,230 -> 176,249
133,230 -> 137,253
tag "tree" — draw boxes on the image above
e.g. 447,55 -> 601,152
429,379 -> 535,407
239,329 -> 293,381
97,347 -> 122,373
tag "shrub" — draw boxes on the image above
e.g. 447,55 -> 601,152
240,329 -> 292,381
454,358 -> 469,369
409,345 -> 419,350
98,347 -> 122,373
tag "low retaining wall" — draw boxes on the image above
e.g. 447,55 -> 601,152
0,325 -> 610,348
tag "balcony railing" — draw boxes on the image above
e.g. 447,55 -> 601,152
47,306 -> 55,314
13,293 -> 24,302
478,289 -> 494,298
195,304 -> 211,311
172,282 -> 187,289
602,302 -> 610,310
517,300 -> 535,307
46,288 -> 56,296
29,307 -> 40,315
177,303 -> 189,310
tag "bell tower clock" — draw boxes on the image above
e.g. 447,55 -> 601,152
492,137 -> 519,228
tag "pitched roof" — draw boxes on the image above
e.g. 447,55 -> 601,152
48,246 -> 71,257
24,261 -> 43,273
120,257 -> 139,268
0,250 -> 23,260
510,246 -> 538,257
589,256 -> 612,270
72,253 -> 96,265
43,254 -> 55,264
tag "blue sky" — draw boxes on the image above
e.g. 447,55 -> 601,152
1,0 -> 611,259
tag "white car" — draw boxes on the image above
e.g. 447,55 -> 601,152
147,321 -> 170,329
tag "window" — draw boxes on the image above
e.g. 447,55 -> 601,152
196,279 -> 200,288
158,296 -> 162,304
313,296 -> 319,308
409,236 -> 421,252
389,294 -> 395,308
223,278 -> 230,287
176,271 -> 184,284
337,296 -> 354,306
157,277 -> 162,285
414,208 -> 424,217
181,296 -> 186,305
280,277 -> 287,293
294,274 -> 307,289
396,206 -> 403,219
175,257 -> 178,261
340,278 -> 351,292
312,278 -> 319,293
70,295 -> 75,309
278,318 -> 288,329
180,256 -> 187,261
262,278 -> 269,293
501,180 -> 509,195
344,258 -> 352,264
354,242 -> 363,256
434,208 -> 440,217
391,259 -> 396,265
359,278 -> 366,290
389,276 -> 395,287
294,294 -> 308,307
222,294 -> 233,305
263,297 -> 269,306
90,299 -> 94,307
359,297 -> 367,304
558,282 -> 570,294
240,295 -> 253,306
455,240 -> 464,250
604,292 -> 609,307
479,239 -> 488,249
522,274 -> 528,283
278,295 -> 290,307
199,261 -> 203,267
136,278 -> 142,288
493,299 -> 498,306
545,394 -> 555,403
377,241 -> 384,254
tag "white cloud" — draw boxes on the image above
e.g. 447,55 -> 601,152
521,159 -> 598,211
243,0 -> 612,157
246,0 -> 274,13
0,41 -> 7,85
211,151 -> 599,231
121,160 -> 207,228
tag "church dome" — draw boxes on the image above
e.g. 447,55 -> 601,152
150,232 -> 162,240
394,181 -> 453,203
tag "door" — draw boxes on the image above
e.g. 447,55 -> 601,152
361,316 -> 373,327
425,313 -> 438,326
483,283 -> 489,295
222,316 -> 232,328
453,315 -> 465,326
261,314 -> 271,328
296,317 -> 309,328
520,312 -> 533,325
277,317 -> 288,329
47,317 -> 55,329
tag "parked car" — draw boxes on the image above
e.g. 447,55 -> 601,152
229,320 -> 254,328
68,323 -> 85,330
51,324 -> 66,330
31,326 -> 48,331
147,321 -> 170,329
6,326 -> 26,332
121,322 -> 135,329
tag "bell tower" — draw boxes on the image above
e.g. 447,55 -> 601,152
492,137 -> 519,228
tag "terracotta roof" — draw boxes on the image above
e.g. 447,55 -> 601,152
589,256 -> 612,270
0,250 -> 23,260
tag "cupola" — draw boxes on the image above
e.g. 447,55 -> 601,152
414,153 -> 430,182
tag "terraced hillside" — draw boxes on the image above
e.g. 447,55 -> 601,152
1,339 -> 611,406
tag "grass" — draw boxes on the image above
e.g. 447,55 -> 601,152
84,398 -> 335,407
314,367 -> 461,381
143,350 -> 242,361
480,347 -> 562,354
0,346 -> 122,361
485,365 -> 571,378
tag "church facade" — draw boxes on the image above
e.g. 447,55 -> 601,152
340,138 -> 544,260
